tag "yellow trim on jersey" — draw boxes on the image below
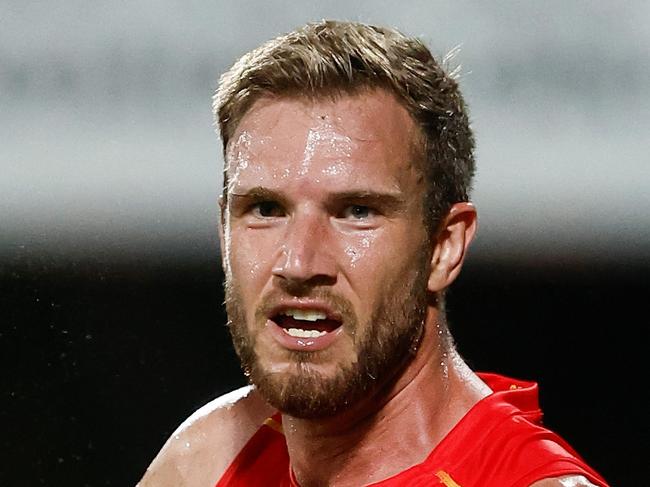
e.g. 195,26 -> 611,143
435,470 -> 462,487
263,416 -> 284,434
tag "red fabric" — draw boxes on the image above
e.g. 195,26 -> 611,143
215,416 -> 293,487
216,373 -> 609,487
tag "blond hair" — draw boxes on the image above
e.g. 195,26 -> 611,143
214,20 -> 475,232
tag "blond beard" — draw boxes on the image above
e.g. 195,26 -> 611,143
224,256 -> 430,419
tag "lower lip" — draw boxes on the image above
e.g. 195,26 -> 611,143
267,319 -> 343,351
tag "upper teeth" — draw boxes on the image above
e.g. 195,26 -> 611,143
283,309 -> 327,321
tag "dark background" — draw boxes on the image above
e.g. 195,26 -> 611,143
1,250 -> 647,486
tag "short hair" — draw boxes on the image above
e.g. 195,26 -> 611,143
214,20 -> 475,233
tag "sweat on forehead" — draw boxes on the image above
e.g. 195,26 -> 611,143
222,91 -> 423,195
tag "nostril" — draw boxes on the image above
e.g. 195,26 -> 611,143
273,275 -> 337,296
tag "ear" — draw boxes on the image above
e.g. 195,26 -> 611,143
427,202 -> 478,293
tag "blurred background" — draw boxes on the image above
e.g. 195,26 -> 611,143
1,1 -> 647,485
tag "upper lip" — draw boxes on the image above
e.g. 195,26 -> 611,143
267,300 -> 343,322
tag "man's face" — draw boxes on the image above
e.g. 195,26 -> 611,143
221,89 -> 432,418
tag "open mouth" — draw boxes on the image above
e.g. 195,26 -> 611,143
271,308 -> 343,338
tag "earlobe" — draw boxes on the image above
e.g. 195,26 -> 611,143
427,202 -> 477,293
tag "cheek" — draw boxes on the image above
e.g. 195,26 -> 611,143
339,233 -> 395,306
225,230 -> 276,327
340,227 -> 423,273
341,228 -> 427,301
342,233 -> 376,267
228,227 -> 280,284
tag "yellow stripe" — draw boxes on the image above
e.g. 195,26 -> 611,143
263,416 -> 284,434
435,470 -> 462,487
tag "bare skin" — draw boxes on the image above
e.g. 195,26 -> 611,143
137,389 -> 597,487
217,90 -> 487,486
138,386 -> 274,486
138,90 -> 601,487
530,477 -> 599,487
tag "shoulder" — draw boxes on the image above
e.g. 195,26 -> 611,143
137,385 -> 275,487
529,475 -> 603,487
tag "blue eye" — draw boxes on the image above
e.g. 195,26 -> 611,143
252,201 -> 283,217
344,205 -> 372,219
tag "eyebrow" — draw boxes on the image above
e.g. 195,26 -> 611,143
328,190 -> 406,211
229,187 -> 406,210
230,187 -> 284,201
228,187 -> 291,210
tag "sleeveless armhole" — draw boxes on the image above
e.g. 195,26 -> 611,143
215,413 -> 292,487
215,375 -> 609,487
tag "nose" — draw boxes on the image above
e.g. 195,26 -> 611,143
272,211 -> 337,287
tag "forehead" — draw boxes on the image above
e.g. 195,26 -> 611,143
225,89 -> 421,190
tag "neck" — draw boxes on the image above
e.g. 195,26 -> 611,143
282,309 -> 491,487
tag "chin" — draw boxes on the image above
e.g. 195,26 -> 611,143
250,357 -> 370,419
267,358 -> 349,382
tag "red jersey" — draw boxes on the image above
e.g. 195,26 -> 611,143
216,373 -> 609,487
